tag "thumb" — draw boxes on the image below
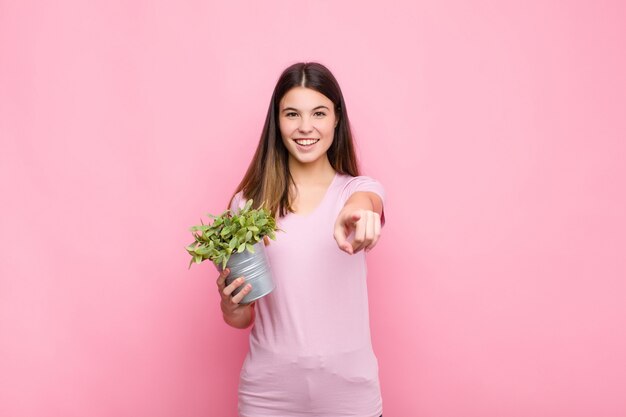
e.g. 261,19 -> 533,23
334,216 -> 354,255
342,241 -> 354,255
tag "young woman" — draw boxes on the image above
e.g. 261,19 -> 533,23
215,62 -> 386,417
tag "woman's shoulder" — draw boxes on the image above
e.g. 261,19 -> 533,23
229,190 -> 246,212
336,174 -> 385,201
335,173 -> 385,196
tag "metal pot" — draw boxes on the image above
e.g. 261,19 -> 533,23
215,239 -> 275,305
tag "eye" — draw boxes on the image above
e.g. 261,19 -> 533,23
314,111 -> 326,117
285,112 -> 298,117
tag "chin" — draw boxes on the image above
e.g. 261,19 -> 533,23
293,155 -> 322,164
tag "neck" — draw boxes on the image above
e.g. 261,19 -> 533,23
288,156 -> 335,186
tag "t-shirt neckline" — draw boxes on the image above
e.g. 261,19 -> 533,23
290,171 -> 339,219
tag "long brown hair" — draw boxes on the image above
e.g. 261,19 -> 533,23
227,62 -> 361,219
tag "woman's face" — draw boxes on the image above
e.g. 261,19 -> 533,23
278,87 -> 338,168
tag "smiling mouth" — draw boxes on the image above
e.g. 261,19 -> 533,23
294,138 -> 320,146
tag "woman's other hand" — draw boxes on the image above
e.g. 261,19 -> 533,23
216,268 -> 255,329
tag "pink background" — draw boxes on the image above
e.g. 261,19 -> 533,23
1,1 -> 625,416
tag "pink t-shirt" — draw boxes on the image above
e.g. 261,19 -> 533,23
229,171 -> 386,417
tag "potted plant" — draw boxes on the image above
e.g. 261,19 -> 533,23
186,198 -> 282,304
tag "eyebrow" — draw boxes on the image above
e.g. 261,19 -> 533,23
281,105 -> 330,112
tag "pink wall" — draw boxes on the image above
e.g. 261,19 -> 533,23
1,1 -> 625,416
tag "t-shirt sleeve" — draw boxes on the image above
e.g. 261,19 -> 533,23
229,190 -> 246,213
341,176 -> 386,227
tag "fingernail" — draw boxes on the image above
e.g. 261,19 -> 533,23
238,277 -> 244,283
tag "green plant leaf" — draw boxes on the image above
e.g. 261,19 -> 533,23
187,196 -> 284,269
196,247 -> 210,255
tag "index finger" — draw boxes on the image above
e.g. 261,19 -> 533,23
216,267 -> 230,287
334,221 -> 353,255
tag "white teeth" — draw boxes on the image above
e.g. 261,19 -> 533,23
295,139 -> 319,146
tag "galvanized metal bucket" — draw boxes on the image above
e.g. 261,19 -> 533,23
215,240 -> 275,305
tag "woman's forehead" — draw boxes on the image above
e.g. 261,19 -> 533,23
280,87 -> 333,109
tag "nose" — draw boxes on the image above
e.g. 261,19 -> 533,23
298,116 -> 314,133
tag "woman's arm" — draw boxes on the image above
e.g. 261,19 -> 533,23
222,301 -> 256,329
342,191 -> 383,218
